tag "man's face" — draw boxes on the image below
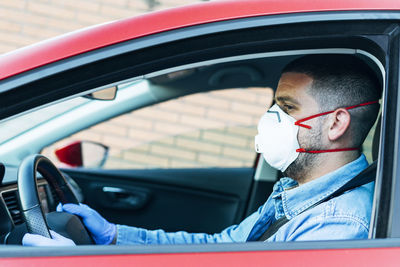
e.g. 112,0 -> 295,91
274,72 -> 325,181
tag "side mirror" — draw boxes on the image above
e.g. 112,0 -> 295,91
54,141 -> 109,168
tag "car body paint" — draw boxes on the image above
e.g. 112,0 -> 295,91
2,246 -> 400,267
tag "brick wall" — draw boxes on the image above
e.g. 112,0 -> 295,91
0,0 -> 203,54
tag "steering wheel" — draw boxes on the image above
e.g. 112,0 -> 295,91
17,154 -> 93,244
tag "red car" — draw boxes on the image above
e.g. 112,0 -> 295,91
0,0 -> 400,266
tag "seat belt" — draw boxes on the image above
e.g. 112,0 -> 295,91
257,161 -> 377,241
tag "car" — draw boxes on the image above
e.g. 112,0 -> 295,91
0,0 -> 400,265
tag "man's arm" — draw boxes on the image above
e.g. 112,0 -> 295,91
116,210 -> 262,245
22,203 -> 265,246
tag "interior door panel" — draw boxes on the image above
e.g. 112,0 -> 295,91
63,168 -> 254,233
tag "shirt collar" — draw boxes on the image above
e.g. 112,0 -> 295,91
272,154 -> 369,220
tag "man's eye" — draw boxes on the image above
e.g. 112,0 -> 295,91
283,104 -> 294,112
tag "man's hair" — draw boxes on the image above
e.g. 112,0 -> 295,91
282,54 -> 381,147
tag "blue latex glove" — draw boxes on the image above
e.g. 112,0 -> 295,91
23,230 -> 75,246
57,203 -> 116,245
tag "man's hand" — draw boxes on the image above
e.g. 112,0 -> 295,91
23,230 -> 75,246
57,203 -> 116,245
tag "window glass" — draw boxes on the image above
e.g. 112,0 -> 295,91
42,88 -> 273,169
0,97 -> 88,145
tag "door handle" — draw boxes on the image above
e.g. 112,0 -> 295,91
100,186 -> 150,210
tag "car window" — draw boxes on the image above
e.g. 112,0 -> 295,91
42,87 -> 274,169
363,119 -> 378,163
0,97 -> 89,145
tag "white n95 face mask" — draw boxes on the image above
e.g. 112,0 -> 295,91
255,104 -> 300,172
254,100 -> 379,172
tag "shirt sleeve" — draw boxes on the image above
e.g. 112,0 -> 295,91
116,208 -> 264,245
272,214 -> 370,241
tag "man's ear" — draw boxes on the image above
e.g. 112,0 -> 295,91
328,108 -> 351,141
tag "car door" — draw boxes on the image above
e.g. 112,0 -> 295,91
1,2 -> 400,265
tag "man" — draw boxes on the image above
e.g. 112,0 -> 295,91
23,54 -> 381,246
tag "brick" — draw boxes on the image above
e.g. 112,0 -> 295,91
181,130 -> 201,139
170,159 -> 201,168
102,135 -> 139,149
76,11 -> 111,25
222,147 -> 256,161
175,137 -> 221,153
159,101 -> 206,116
153,121 -> 194,135
210,89 -> 256,102
100,0 -> 128,6
100,5 -> 136,19
108,149 -> 122,157
44,17 -> 83,32
0,21 -> 22,33
127,143 -> 151,152
179,114 -> 224,128
231,101 -> 267,116
111,115 -> 153,130
154,137 -> 175,145
22,25 -> 60,39
226,126 -> 257,138
162,0 -> 193,4
0,9 -> 46,25
27,2 -> 76,19
253,88 -> 274,105
183,94 -> 230,109
197,153 -> 243,167
133,108 -> 179,123
202,131 -> 247,147
0,9 -> 77,34
41,147 -> 54,158
91,123 -> 127,136
57,0 -> 100,13
127,1 -> 149,10
1,0 -> 26,9
251,116 -> 261,125
123,151 -> 169,167
0,8 -> 24,23
151,144 -> 196,160
0,43 -> 18,54
0,32 -> 38,46
128,128 -> 164,142
207,109 -> 253,125
71,131 -> 103,142
155,0 -> 196,10
104,158 -> 144,169
214,88 -> 273,107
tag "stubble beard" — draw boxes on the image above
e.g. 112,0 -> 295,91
284,120 -> 324,183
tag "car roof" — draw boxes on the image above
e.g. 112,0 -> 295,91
0,0 -> 399,82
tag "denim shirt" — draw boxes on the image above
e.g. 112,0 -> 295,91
116,155 -> 373,245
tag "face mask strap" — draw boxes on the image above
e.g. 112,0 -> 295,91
294,100 -> 379,129
296,148 -> 359,153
